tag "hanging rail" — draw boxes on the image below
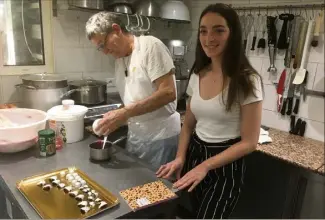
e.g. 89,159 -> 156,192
232,4 -> 324,11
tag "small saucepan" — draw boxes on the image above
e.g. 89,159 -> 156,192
89,136 -> 126,161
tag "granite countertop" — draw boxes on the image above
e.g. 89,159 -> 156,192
257,129 -> 324,174
180,114 -> 324,175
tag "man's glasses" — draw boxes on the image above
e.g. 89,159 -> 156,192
96,32 -> 109,51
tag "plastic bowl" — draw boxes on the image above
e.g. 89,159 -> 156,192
0,108 -> 47,153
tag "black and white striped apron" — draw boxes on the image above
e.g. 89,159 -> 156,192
182,132 -> 246,219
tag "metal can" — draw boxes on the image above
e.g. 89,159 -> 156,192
38,129 -> 56,157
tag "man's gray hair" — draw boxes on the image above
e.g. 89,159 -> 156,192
85,12 -> 128,40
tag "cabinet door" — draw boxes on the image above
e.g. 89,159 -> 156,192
299,170 -> 325,218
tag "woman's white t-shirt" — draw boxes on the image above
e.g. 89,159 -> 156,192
186,73 -> 263,143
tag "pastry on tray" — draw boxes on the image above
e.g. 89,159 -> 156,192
119,180 -> 177,211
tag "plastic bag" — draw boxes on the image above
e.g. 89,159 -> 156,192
126,112 -> 181,170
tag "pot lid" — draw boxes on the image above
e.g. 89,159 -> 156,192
21,73 -> 67,82
69,79 -> 106,87
20,73 -> 68,89
47,103 -> 88,121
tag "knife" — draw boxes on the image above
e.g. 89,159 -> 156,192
286,71 -> 296,115
293,83 -> 301,114
301,71 -> 308,102
277,69 -> 286,112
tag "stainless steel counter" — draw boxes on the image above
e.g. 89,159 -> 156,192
0,134 -> 176,219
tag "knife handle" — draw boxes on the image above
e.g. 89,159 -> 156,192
293,118 -> 302,135
293,98 -> 300,114
299,120 -> 306,137
289,115 -> 296,134
243,39 -> 248,51
251,36 -> 257,50
286,97 -> 293,115
281,98 -> 287,115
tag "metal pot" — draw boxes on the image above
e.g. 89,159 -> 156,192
89,136 -> 126,161
113,4 -> 133,14
135,0 -> 160,18
65,79 -> 107,105
15,74 -> 69,111
68,0 -> 104,10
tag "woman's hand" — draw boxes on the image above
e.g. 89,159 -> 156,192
156,157 -> 185,180
173,162 -> 210,192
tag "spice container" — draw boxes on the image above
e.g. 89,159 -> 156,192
38,129 -> 56,157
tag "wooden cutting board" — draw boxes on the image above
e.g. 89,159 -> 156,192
119,181 -> 177,211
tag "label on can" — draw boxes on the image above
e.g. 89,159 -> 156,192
38,129 -> 56,157
49,120 -> 67,149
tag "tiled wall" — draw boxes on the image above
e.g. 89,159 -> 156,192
186,0 -> 324,141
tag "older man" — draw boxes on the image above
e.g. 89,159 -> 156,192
85,12 -> 180,169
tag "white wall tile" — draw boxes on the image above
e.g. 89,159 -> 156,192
262,84 -> 278,111
248,57 -> 263,74
81,49 -> 102,72
261,109 -> 291,131
304,120 -> 325,142
313,64 -> 324,92
52,15 -> 79,48
299,96 -> 325,123
54,48 -> 85,73
0,76 -> 22,103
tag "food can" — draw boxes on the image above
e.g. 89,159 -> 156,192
38,129 -> 56,157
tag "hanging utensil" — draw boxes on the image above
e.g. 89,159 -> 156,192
251,14 -> 260,51
311,11 -> 324,47
286,71 -> 296,115
243,14 -> 254,51
293,20 -> 315,85
291,16 -> 303,60
257,15 -> 267,49
267,16 -> 278,78
277,69 -> 286,112
293,20 -> 308,69
277,13 -> 295,49
284,16 -> 296,67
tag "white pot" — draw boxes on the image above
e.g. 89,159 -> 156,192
47,102 -> 88,144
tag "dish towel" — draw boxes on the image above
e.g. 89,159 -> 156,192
258,128 -> 272,144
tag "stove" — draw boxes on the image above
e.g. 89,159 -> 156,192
0,176 -> 27,219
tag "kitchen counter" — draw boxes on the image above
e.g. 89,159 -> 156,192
257,129 -> 324,175
180,114 -> 324,175
0,134 -> 176,219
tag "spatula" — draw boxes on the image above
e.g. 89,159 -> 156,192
293,20 -> 315,85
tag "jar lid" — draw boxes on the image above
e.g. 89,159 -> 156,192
38,129 -> 55,137
47,105 -> 88,121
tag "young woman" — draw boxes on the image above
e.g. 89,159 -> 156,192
156,3 -> 263,219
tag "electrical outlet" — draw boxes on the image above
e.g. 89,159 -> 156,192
106,78 -> 115,88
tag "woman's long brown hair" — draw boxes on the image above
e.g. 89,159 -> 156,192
190,3 -> 264,111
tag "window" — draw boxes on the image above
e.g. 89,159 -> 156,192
0,0 -> 53,75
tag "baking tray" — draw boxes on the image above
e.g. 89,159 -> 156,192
16,167 -> 119,219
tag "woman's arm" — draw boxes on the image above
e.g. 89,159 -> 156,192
176,98 -> 197,161
201,101 -> 262,170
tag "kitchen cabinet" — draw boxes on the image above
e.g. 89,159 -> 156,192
230,152 -> 325,219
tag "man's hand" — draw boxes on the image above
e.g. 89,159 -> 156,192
95,108 -> 129,136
